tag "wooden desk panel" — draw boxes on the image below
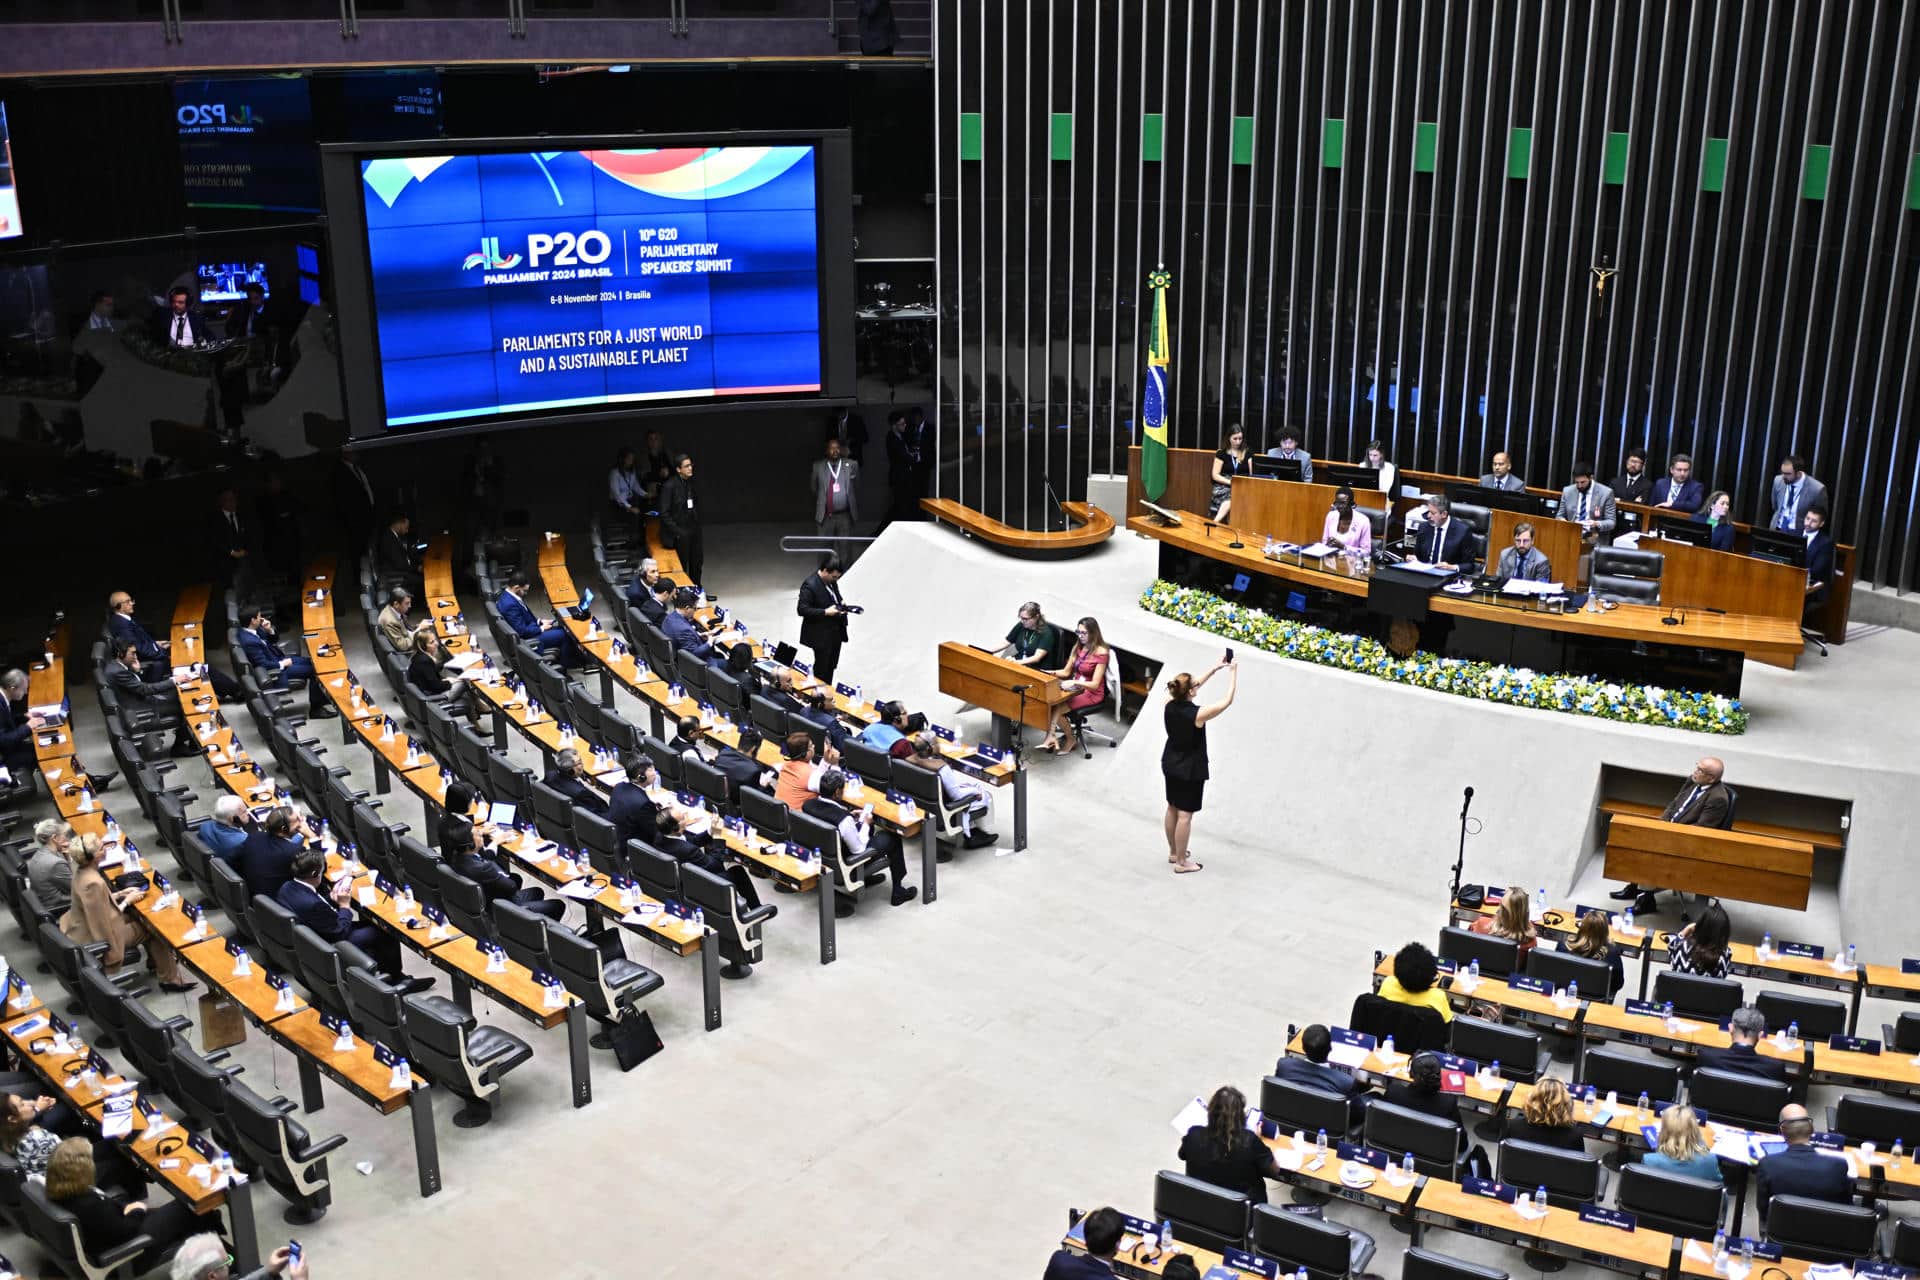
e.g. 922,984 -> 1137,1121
935,641 -> 1066,731
920,498 -> 1115,552
1603,814 -> 1814,910
1628,534 -> 1807,623
1125,444 -> 1220,521
1225,474 -> 1353,544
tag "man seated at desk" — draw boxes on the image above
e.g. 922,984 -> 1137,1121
1802,507 -> 1835,617
1756,1104 -> 1854,1224
1263,428 -> 1312,481
1479,450 -> 1526,492
1650,453 -> 1705,513
1610,756 -> 1728,913
1412,494 -> 1475,572
1494,522 -> 1552,581
1558,462 -> 1616,540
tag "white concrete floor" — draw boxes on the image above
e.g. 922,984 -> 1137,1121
3,519 -> 1914,1279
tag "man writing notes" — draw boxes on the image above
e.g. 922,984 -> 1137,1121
1770,455 -> 1828,532
1495,523 -> 1552,581
1611,756 -> 1728,914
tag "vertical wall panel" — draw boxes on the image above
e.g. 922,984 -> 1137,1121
935,0 -> 1920,592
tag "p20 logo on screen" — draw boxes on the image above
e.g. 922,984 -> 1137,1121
177,103 -> 262,128
461,231 -> 612,272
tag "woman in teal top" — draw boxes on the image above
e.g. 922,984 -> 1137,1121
1641,1104 -> 1723,1182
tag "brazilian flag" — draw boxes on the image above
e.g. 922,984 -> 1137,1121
1142,267 -> 1173,501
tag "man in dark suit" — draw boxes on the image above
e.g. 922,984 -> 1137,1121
442,823 -> 565,921
236,606 -> 336,717
1757,1104 -> 1854,1223
1413,494 -> 1475,571
276,849 -> 430,993
497,573 -> 581,669
544,747 -> 609,816
1613,756 -> 1729,911
1650,453 -> 1706,514
152,286 -> 208,349
1694,1006 -> 1790,1083
658,453 -> 705,589
1803,507 -> 1836,616
373,510 -> 423,599
796,553 -> 850,683
662,587 -> 720,664
331,443 -> 377,567
208,487 -> 251,591
237,806 -> 307,901
1273,1023 -> 1371,1120
884,410 -> 918,521
102,638 -> 199,757
1611,448 -> 1654,506
655,811 -> 762,910
607,757 -> 663,847
635,576 -> 675,629
623,558 -> 661,611
1042,1207 -> 1124,1279
0,668 -> 46,779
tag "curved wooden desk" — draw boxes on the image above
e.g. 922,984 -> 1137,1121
920,498 -> 1114,558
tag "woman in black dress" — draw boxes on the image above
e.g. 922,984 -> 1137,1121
1160,656 -> 1236,874
1177,1084 -> 1280,1202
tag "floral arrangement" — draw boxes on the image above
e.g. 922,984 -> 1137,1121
1140,580 -> 1748,735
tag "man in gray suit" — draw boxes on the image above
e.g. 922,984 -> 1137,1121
1495,523 -> 1554,581
1768,455 -> 1827,532
1264,427 -> 1312,481
1479,451 -> 1527,492
1558,462 -> 1617,538
811,436 -> 860,540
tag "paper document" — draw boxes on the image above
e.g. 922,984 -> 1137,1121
1170,1095 -> 1208,1135
1327,1042 -> 1371,1069
1397,560 -> 1456,576
1501,579 -> 1565,596
1297,542 -> 1337,557
446,651 -> 486,671
557,880 -> 602,900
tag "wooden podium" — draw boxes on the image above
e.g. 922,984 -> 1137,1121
1602,814 -> 1815,910
936,642 -> 1067,733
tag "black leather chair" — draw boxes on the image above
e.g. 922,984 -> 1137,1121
1401,1247 -> 1509,1280
174,829 -> 217,895
225,1075 -> 347,1225
682,757 -> 733,814
1763,1195 -> 1878,1264
1653,970 -> 1743,1022
207,858 -> 255,940
490,899 -> 553,973
1151,1169 -> 1249,1253
1889,1217 -> 1920,1267
672,648 -> 709,695
21,1180 -> 153,1280
529,779 -> 576,845
435,866 -> 496,943
290,925 -> 378,1022
396,836 -> 444,913
572,809 -> 624,877
119,1000 -> 190,1101
1438,926 -> 1519,978
1260,1076 -> 1361,1141
1755,990 -> 1847,1042
1614,1163 -> 1727,1240
1449,1016 -> 1551,1083
37,919 -> 107,1011
1249,1201 -> 1376,1279
168,1042 -> 242,1144
487,754 -> 535,810
1499,1137 -> 1607,1209
350,801 -> 406,868
1578,1047 -> 1682,1109
599,707 -> 645,755
544,923 -> 663,1049
1450,502 -> 1492,569
679,863 -> 776,979
1688,1067 -> 1790,1132
248,894 -> 305,982
341,967 -> 413,1063
642,735 -> 685,788
1827,1094 -> 1920,1149
1885,1012 -> 1920,1056
1525,948 -> 1616,1001
749,693 -> 791,742
402,993 -> 534,1127
1347,992 -> 1449,1053
1591,547 -> 1664,603
739,786 -> 791,843
1363,1100 -> 1465,1178
628,839 -> 683,905
76,965 -> 139,1050
454,723 -> 494,783
837,739 -> 895,790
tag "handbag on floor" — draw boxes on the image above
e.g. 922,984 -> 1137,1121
607,1010 -> 664,1072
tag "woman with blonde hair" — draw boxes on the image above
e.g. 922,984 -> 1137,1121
1558,909 -> 1625,997
1641,1104 -> 1722,1182
1469,886 -> 1539,958
1507,1077 -> 1585,1151
60,832 -> 193,993
46,1136 -> 203,1262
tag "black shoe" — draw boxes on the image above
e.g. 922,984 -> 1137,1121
157,980 -> 196,994
1608,883 -> 1642,900
1632,892 -> 1659,916
962,829 -> 998,849
935,848 -> 954,864
890,885 -> 919,906
308,703 -> 340,720
773,880 -> 800,894
84,769 -> 119,793
395,976 -> 436,996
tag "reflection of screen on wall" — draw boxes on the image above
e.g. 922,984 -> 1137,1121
0,102 -> 22,241
174,76 -> 320,213
354,145 -> 823,429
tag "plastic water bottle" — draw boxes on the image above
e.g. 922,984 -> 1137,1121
1662,1000 -> 1675,1028
1759,931 -> 1773,960
1846,942 -> 1858,969
1891,1138 -> 1904,1171
1469,957 -> 1481,983
1637,1091 -> 1651,1118
1295,1269 -> 1309,1280
1712,1228 -> 1729,1273
1489,1059 -> 1501,1084
1536,886 -> 1548,916
1315,1128 -> 1328,1159
1739,1238 -> 1753,1268
1382,1034 -> 1395,1058
1401,1152 -> 1416,1181
1158,1219 -> 1173,1253
693,907 -> 706,934
1622,906 -> 1635,932
1533,1184 -> 1548,1214
1787,1020 -> 1800,1045
1567,980 -> 1579,1004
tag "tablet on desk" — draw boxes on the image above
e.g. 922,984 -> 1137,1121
488,802 -> 516,826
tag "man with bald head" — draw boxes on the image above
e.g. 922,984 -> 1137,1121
1479,451 -> 1527,493
1756,1103 -> 1853,1223
1612,757 -> 1731,913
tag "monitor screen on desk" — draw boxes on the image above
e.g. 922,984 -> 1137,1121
1447,484 -> 1550,517
1321,462 -> 1382,490
1747,526 -> 1807,568
1657,519 -> 1713,547
1252,456 -> 1305,481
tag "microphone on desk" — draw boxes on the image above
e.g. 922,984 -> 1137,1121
1010,684 -> 1033,693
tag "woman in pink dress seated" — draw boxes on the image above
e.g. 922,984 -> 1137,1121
1322,485 -> 1373,556
1039,616 -> 1111,754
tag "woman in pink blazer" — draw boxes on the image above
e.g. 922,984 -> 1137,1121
1322,486 -> 1373,554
